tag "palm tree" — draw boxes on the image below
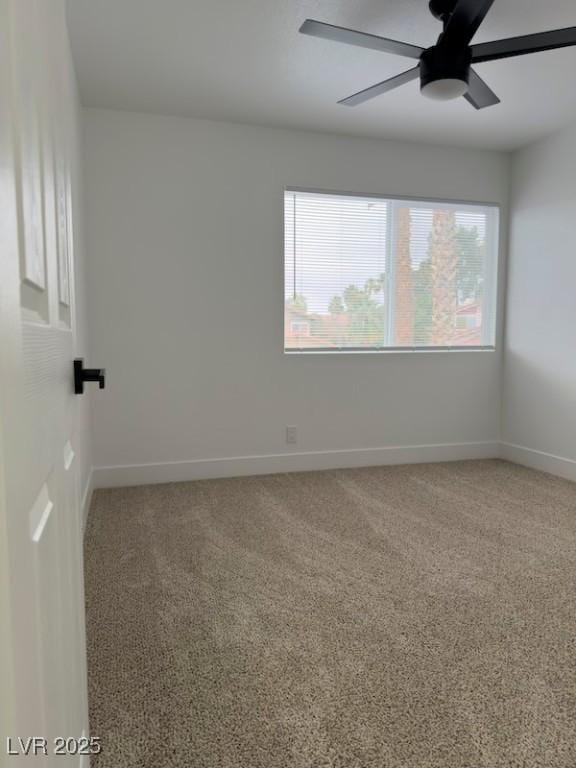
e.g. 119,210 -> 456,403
394,207 -> 413,345
430,210 -> 458,345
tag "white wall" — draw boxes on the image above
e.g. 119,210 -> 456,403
502,121 -> 576,480
83,109 -> 510,486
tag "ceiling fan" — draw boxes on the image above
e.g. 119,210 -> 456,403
300,0 -> 576,109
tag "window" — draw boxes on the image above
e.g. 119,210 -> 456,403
284,189 -> 499,352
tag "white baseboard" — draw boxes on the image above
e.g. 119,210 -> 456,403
92,441 -> 500,489
81,469 -> 94,532
500,442 -> 576,483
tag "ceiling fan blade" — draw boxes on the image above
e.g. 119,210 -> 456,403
441,0 -> 495,48
464,69 -> 500,110
472,27 -> 576,63
338,67 -> 420,107
299,20 -> 424,59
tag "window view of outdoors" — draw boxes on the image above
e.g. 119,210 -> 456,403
284,191 -> 498,351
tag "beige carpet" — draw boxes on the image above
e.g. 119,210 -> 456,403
85,459 -> 576,767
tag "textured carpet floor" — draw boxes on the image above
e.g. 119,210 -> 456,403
85,460 -> 576,767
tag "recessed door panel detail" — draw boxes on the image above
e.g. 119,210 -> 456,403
29,483 -> 53,543
18,101 -> 46,291
63,440 -> 75,471
55,158 -> 70,307
31,480 -> 67,751
10,0 -> 50,323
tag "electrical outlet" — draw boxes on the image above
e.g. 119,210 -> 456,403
286,425 -> 297,445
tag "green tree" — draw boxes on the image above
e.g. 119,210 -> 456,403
342,281 -> 385,346
286,293 -> 308,312
456,225 -> 484,301
326,274 -> 387,347
329,296 -> 345,314
412,258 -> 432,346
364,277 -> 383,299
395,207 -> 413,345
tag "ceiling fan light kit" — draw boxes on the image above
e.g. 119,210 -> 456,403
421,78 -> 468,100
299,0 -> 576,110
419,44 -> 470,100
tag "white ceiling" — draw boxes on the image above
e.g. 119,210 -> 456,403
66,0 -> 576,151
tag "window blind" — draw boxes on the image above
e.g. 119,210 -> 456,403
284,189 -> 499,352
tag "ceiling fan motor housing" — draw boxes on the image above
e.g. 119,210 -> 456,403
428,0 -> 458,23
420,45 -> 471,92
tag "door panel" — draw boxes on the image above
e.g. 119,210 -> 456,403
0,0 -> 90,762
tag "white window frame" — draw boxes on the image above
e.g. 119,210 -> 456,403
283,186 -> 501,355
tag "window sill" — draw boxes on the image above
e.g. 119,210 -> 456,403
284,346 -> 496,355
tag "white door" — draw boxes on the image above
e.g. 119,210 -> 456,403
0,0 -> 91,763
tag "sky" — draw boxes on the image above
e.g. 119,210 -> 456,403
284,191 -> 493,314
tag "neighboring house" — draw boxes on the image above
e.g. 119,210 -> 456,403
285,305 -> 328,348
286,299 -> 482,347
285,305 -> 353,348
454,300 -> 482,345
285,306 -> 312,340
319,312 -> 351,347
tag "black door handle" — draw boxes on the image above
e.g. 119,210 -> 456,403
74,359 -> 106,394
